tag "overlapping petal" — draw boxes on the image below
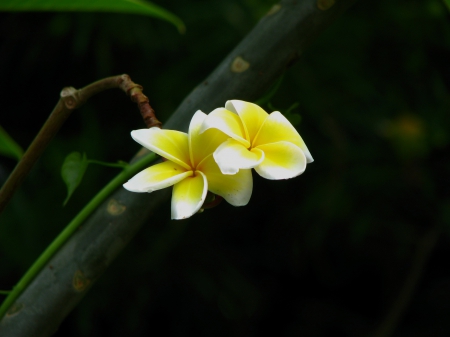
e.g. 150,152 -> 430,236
213,139 -> 264,175
123,161 -> 192,193
226,100 -> 268,141
200,108 -> 250,148
254,141 -> 307,180
198,154 -> 252,206
171,171 -> 207,219
253,111 -> 314,163
131,128 -> 191,169
189,110 -> 229,168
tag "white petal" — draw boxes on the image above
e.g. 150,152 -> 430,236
225,100 -> 268,141
212,139 -> 264,175
198,154 -> 252,206
171,171 -> 208,219
189,110 -> 229,167
200,108 -> 250,148
253,111 -> 313,163
131,128 -> 191,170
123,161 -> 192,192
254,141 -> 307,180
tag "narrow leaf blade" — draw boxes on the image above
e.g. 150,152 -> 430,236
0,0 -> 185,33
0,125 -> 24,161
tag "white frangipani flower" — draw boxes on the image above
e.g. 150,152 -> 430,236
123,110 -> 253,219
200,100 -> 313,180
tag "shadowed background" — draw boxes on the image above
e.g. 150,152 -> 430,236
1,0 -> 450,336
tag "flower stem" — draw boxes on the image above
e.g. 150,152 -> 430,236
87,159 -> 128,168
0,151 -> 157,319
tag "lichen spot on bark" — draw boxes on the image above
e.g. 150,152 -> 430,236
73,270 -> 91,292
231,56 -> 250,73
266,4 -> 281,16
107,198 -> 126,216
317,0 -> 335,10
6,303 -> 24,317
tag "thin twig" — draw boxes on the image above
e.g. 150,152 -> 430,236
118,75 -> 161,129
369,226 -> 440,337
0,74 -> 160,216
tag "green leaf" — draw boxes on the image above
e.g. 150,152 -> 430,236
0,125 -> 24,161
444,0 -> 450,12
61,152 -> 89,206
0,0 -> 185,33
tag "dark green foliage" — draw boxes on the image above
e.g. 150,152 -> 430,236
0,125 -> 23,161
61,152 -> 88,205
1,0 -> 450,336
0,0 -> 185,33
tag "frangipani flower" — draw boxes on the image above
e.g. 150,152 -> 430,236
123,111 -> 252,219
200,100 -> 313,179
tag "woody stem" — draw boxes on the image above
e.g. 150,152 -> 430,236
0,74 -> 161,216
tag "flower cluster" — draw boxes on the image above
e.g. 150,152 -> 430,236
123,100 -> 313,219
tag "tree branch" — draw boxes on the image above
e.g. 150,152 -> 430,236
369,226 -> 440,337
0,0 -> 357,335
0,74 -> 160,216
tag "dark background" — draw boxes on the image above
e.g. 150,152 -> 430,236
1,0 -> 450,336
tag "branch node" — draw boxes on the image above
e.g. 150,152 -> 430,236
60,87 -> 83,110
118,75 -> 162,129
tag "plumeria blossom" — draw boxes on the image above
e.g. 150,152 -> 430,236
200,100 -> 313,179
123,111 -> 252,219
